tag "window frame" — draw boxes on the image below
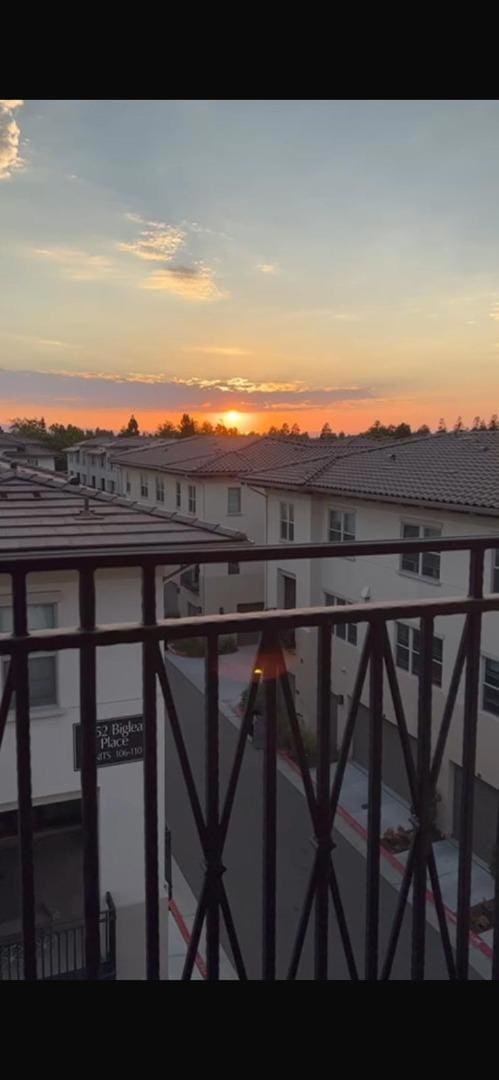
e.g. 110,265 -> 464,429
176,482 -> 182,509
227,487 -> 242,515
228,562 -> 240,576
395,621 -> 443,687
492,549 -> 499,593
399,521 -> 442,582
327,508 -> 356,546
188,484 -> 197,515
0,601 -> 58,711
280,501 -> 295,542
140,474 -> 149,499
155,475 -> 165,503
324,592 -> 357,645
482,654 -> 499,716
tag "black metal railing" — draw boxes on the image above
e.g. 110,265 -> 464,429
0,891 -> 116,980
1,536 -> 499,979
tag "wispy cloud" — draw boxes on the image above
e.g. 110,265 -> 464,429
0,99 -> 24,180
117,219 -> 185,262
142,264 -> 226,301
489,302 -> 499,322
1,332 -> 81,350
0,366 -> 377,414
186,345 -> 252,356
31,247 -> 115,281
256,263 -> 278,274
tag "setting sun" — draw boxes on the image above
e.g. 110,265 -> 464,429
223,410 -> 243,427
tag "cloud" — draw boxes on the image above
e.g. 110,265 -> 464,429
0,99 -> 24,180
0,366 -> 377,416
186,345 -> 252,357
117,221 -> 185,262
32,247 -> 115,281
142,264 -> 226,301
256,263 -> 278,274
1,332 -> 81,350
490,303 -> 499,322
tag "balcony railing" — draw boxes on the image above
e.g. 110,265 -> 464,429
0,892 -> 116,980
1,536 -> 499,979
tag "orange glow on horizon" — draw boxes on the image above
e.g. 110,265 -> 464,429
0,399 -> 494,437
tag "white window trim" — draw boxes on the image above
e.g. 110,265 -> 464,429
279,501 -> 295,542
188,484 -> 197,514
324,591 -> 358,645
481,652 -> 499,716
327,506 -> 357,559
227,487 -> 242,515
0,596 -> 60,716
394,620 -> 444,686
398,519 -> 442,585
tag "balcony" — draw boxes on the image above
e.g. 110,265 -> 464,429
0,536 -> 498,980
0,893 -> 116,980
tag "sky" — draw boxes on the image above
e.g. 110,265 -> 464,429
1,98 -> 499,435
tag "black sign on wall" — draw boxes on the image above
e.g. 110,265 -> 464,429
73,716 -> 144,771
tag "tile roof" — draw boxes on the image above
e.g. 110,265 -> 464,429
112,433 -> 374,477
249,431 -> 499,514
0,463 -> 250,553
65,435 -> 161,453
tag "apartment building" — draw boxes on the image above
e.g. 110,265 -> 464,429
248,430 -> 499,864
65,436 -> 163,494
0,433 -> 56,471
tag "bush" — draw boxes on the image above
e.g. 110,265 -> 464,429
172,634 -> 238,658
239,682 -> 317,764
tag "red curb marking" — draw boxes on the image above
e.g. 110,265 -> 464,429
168,898 -> 208,979
278,750 -> 493,962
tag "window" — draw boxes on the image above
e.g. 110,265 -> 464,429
155,476 -> 165,503
395,623 -> 443,687
26,457 -> 39,466
228,562 -> 240,575
400,523 -> 441,581
107,480 -> 115,494
324,593 -> 357,645
227,487 -> 242,515
483,657 -> 499,715
328,510 -> 356,543
492,550 -> 499,593
188,485 -> 197,514
125,473 -> 131,495
176,482 -> 181,509
100,479 -> 106,491
140,475 -> 149,499
0,603 -> 57,708
187,602 -> 202,617
181,564 -> 200,594
91,476 -> 96,488
280,502 -> 295,541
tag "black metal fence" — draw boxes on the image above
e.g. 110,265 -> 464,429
0,891 -> 116,980
1,536 -> 499,979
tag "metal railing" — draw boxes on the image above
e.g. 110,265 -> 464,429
1,535 -> 499,979
0,892 -> 116,980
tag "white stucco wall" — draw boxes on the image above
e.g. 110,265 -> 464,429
265,487 -> 499,838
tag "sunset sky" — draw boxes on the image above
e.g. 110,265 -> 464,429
1,99 -> 499,434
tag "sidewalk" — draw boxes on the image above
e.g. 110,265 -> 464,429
168,860 -> 236,980
166,646 -> 494,978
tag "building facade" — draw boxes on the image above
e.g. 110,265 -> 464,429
250,431 -> 499,865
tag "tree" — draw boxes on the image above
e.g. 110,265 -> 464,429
179,413 -> 197,438
393,423 -> 412,439
9,417 -> 47,440
453,416 -> 464,432
488,414 -> 498,431
156,420 -> 178,438
416,424 -> 431,435
119,414 -> 140,437
199,421 -> 214,435
471,416 -> 481,431
290,423 -> 301,436
437,418 -> 447,433
320,422 -> 333,439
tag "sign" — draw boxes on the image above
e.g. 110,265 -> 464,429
73,716 -> 144,771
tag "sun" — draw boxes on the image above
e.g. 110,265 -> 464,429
223,410 -> 243,426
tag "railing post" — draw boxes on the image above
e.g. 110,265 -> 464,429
262,632 -> 278,980
411,615 -> 433,980
205,630 -> 221,980
365,617 -> 383,981
142,565 -> 160,980
456,548 -> 484,980
315,623 -> 333,981
12,570 -> 37,981
79,567 -> 101,979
